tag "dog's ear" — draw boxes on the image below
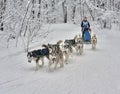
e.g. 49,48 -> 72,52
57,40 -> 63,45
74,35 -> 78,39
79,34 -> 81,38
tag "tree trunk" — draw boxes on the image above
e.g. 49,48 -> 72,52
0,0 -> 6,31
31,0 -> 35,19
37,0 -> 41,20
72,6 -> 76,23
62,0 -> 67,23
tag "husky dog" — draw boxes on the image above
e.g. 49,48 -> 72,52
42,44 -> 57,71
91,34 -> 97,49
64,35 -> 78,53
43,40 -> 64,70
44,41 -> 64,71
64,35 -> 78,48
75,37 -> 84,55
62,44 -> 73,63
27,48 -> 49,71
63,35 -> 78,62
53,49 -> 64,70
27,39 -> 63,71
47,40 -> 63,53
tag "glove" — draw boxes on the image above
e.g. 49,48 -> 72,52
89,28 -> 92,32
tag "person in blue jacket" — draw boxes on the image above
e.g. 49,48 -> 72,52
81,17 -> 91,39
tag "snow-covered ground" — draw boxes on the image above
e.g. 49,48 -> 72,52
0,23 -> 120,94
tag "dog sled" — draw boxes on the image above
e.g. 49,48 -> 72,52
82,29 -> 97,49
82,30 -> 91,44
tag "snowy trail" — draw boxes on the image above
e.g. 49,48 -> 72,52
0,24 -> 120,94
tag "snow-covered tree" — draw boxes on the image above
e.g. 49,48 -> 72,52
0,0 -> 120,49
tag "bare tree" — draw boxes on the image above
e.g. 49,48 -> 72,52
71,0 -> 76,23
0,0 -> 6,31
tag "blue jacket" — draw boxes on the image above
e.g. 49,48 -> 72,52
81,20 -> 90,31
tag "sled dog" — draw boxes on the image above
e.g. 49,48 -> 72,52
62,44 -> 73,63
27,47 -> 49,71
27,40 -> 63,71
91,34 -> 97,49
44,44 -> 64,70
64,35 -> 78,47
75,37 -> 84,55
44,40 -> 64,70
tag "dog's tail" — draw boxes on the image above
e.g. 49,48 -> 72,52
57,40 -> 63,45
42,44 -> 48,48
74,35 -> 78,42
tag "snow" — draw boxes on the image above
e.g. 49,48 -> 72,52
0,23 -> 120,94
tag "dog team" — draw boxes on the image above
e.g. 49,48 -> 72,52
27,33 -> 97,71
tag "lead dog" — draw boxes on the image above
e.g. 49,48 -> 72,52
91,34 -> 97,49
27,47 -> 49,71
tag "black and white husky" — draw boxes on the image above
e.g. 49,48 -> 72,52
62,44 -> 73,63
27,47 -> 49,71
27,40 -> 64,71
45,40 -> 64,70
74,34 -> 84,55
64,35 -> 78,48
63,35 -> 80,62
64,35 -> 83,55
